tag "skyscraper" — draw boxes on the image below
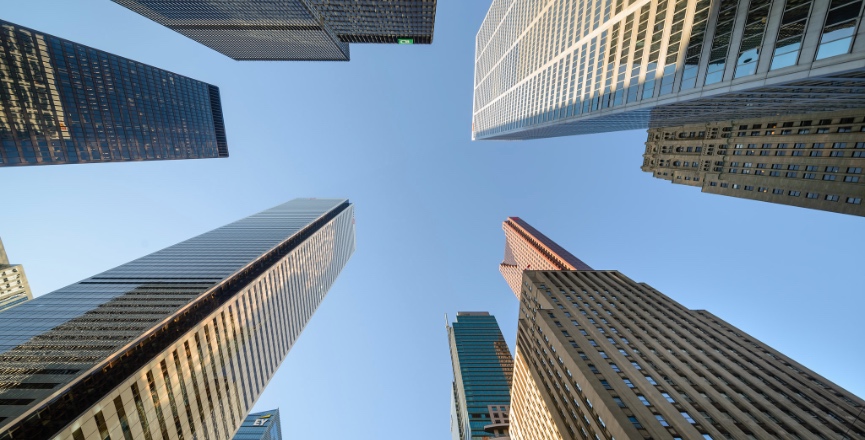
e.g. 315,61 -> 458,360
500,217 -> 592,299
642,108 -> 865,216
0,238 -> 32,312
0,19 -> 228,167
233,409 -> 282,440
111,0 -> 437,61
0,198 -> 355,439
448,312 -> 514,440
473,0 -> 865,140
499,224 -> 865,440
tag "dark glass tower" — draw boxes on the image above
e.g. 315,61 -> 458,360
0,19 -> 228,167
111,0 -> 437,61
233,409 -> 282,440
0,198 -> 354,439
448,312 -> 513,440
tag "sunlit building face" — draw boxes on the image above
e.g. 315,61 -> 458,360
0,199 -> 355,440
473,0 -> 865,141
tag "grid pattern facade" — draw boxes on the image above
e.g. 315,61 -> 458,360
233,409 -> 282,440
641,109 -> 865,216
501,217 -> 592,300
0,20 -> 228,167
472,0 -> 865,141
0,239 -> 32,314
448,312 -> 514,440
511,269 -> 865,439
307,0 -> 437,44
0,198 -> 355,439
112,0 -> 436,61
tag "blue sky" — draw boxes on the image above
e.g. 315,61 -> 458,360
2,1 -> 864,438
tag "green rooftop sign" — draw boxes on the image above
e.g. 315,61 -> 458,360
398,38 -> 414,45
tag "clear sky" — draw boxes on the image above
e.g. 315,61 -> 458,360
2,1 -> 864,439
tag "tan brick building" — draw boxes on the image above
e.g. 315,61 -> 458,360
509,269 -> 865,439
642,109 -> 865,216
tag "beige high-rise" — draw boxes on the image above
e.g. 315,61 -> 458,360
509,269 -> 865,440
642,109 -> 865,216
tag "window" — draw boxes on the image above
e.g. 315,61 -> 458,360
826,195 -> 840,202
599,351 -> 609,359
589,364 -> 600,374
645,376 -> 658,385
624,378 -> 635,388
806,192 -> 819,199
628,416 -> 643,429
638,395 -> 651,406
788,191 -> 800,196
631,361 -> 642,370
844,176 -> 860,182
823,174 -> 836,181
847,197 -> 862,204
662,392 -> 676,403
682,412 -> 696,424
848,167 -> 863,173
804,173 -> 816,179
611,363 -> 621,372
613,397 -> 626,407
656,414 -> 670,427
744,185 -> 754,191
601,380 -> 613,390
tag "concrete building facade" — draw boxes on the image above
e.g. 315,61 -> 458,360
500,217 -> 592,300
510,269 -> 865,439
448,312 -> 514,440
0,20 -> 228,167
0,238 -> 32,312
473,0 -> 865,140
112,0 -> 437,61
0,198 -> 355,440
642,108 -> 865,216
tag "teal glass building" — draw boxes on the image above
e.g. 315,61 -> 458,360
233,409 -> 282,440
447,312 -> 513,440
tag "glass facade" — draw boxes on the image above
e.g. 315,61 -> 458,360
448,312 -> 513,440
0,198 -> 355,439
111,0 -> 437,61
473,0 -> 865,140
233,409 -> 282,440
0,19 -> 228,167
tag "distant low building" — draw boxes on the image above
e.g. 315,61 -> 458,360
0,237 -> 32,312
233,409 -> 281,440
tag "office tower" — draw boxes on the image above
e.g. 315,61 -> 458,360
500,217 -> 592,299
498,226 -> 865,439
0,19 -> 228,167
642,108 -> 865,216
0,238 -> 32,312
0,198 -> 355,440
472,0 -> 865,140
448,312 -> 514,440
233,409 -> 282,440
111,0 -> 437,61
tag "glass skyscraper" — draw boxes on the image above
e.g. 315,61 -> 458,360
233,409 -> 282,440
448,312 -> 514,440
0,198 -> 354,439
0,19 -> 228,167
473,0 -> 865,140
111,0 -> 437,61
